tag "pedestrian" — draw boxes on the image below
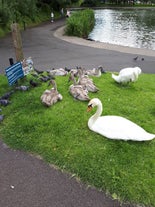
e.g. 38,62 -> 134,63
51,11 -> 54,22
66,10 -> 70,18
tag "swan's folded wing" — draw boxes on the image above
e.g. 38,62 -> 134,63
92,116 -> 155,141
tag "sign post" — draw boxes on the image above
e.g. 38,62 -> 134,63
5,62 -> 24,85
5,57 -> 34,85
11,23 -> 24,62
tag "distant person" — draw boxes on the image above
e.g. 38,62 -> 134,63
66,10 -> 71,18
51,11 -> 54,22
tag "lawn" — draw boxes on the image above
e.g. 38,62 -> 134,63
0,71 -> 155,206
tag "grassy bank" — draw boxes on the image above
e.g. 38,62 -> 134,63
65,9 -> 95,38
0,71 -> 155,206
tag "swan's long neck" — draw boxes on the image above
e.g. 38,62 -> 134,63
88,101 -> 103,129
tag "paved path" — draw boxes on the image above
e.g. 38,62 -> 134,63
0,18 -> 155,74
0,18 -> 153,207
0,140 -> 133,207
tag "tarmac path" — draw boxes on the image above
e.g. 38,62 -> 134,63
0,18 -> 155,74
0,140 -> 133,207
0,18 -> 154,207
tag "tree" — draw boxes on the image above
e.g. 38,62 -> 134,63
81,0 -> 98,6
50,0 -> 72,11
0,0 -> 38,24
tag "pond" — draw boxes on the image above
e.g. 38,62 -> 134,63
88,8 -> 155,50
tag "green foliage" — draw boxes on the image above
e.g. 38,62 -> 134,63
0,0 -> 53,37
0,72 -> 155,206
0,0 -> 38,27
50,0 -> 72,11
0,7 -> 10,26
65,9 -> 95,38
81,0 -> 98,7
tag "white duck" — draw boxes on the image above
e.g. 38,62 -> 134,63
87,98 -> 155,141
112,67 -> 142,84
41,79 -> 63,107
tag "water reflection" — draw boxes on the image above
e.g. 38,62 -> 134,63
89,9 -> 155,50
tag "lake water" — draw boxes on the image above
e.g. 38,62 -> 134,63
89,9 -> 155,50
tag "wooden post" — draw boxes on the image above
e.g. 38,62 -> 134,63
11,23 -> 24,62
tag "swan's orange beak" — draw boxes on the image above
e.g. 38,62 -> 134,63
87,105 -> 92,112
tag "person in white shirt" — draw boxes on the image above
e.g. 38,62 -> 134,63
66,10 -> 70,18
51,11 -> 54,22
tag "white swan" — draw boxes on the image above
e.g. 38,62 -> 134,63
87,98 -> 155,141
112,67 -> 142,84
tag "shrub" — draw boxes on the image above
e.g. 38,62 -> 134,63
0,7 -> 10,28
81,0 -> 98,7
65,9 -> 95,39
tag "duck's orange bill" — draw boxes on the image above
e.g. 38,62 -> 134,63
87,105 -> 92,112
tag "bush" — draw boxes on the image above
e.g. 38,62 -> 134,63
65,9 -> 95,38
0,7 -> 10,28
81,0 -> 98,7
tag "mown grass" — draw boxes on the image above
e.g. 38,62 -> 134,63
0,72 -> 155,206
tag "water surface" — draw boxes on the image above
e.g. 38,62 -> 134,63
89,9 -> 155,50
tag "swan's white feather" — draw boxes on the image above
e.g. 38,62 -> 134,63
112,67 -> 142,84
89,115 -> 154,141
88,98 -> 155,141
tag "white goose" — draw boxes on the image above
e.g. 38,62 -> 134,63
87,98 -> 155,141
112,67 -> 142,84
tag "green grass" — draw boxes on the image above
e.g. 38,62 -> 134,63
0,72 -> 155,206
65,9 -> 95,38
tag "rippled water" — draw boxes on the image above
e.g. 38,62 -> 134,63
89,9 -> 155,50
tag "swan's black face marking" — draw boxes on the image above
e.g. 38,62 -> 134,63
87,104 -> 93,112
88,103 -> 92,107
